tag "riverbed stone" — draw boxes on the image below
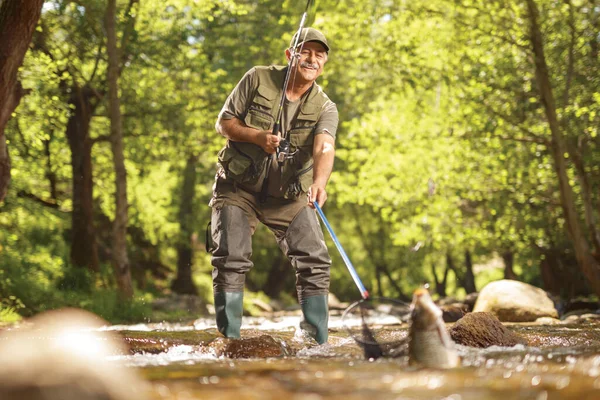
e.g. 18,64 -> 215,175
449,312 -> 527,348
209,335 -> 286,358
534,317 -> 562,325
473,280 -> 558,322
440,303 -> 468,322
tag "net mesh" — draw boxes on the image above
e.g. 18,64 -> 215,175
341,297 -> 411,358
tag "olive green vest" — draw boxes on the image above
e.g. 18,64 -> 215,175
217,65 -> 330,199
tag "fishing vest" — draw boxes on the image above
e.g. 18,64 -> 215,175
217,65 -> 330,199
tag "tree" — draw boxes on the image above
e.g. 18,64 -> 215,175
525,0 -> 600,295
105,0 -> 134,299
171,155 -> 199,295
0,0 -> 44,201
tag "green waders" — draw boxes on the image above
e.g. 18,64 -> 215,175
210,183 -> 331,343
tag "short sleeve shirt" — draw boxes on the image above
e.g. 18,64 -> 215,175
218,67 -> 338,139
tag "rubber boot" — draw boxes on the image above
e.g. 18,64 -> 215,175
300,295 -> 329,344
214,291 -> 243,339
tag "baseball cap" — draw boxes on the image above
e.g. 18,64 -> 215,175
290,27 -> 330,53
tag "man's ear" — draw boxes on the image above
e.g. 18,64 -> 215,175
285,48 -> 292,62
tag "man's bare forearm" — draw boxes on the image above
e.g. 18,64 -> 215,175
215,117 -> 280,154
312,133 -> 335,187
216,117 -> 260,144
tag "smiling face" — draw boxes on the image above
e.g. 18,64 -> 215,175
286,41 -> 328,85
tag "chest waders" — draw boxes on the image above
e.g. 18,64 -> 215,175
212,68 -> 333,344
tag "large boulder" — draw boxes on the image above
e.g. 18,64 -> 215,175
449,312 -> 527,347
473,280 -> 558,322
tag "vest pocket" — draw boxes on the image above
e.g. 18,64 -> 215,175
218,142 -> 268,186
218,146 -> 252,179
283,162 -> 314,199
245,108 -> 273,131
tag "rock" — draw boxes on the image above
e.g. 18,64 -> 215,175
250,298 -> 273,313
449,312 -> 527,348
580,313 -> 600,321
561,309 -> 598,320
473,280 -> 558,322
437,296 -> 459,306
562,315 -> 580,324
440,303 -> 468,323
0,308 -> 150,400
209,335 -> 286,358
535,317 -> 562,325
328,293 -> 349,310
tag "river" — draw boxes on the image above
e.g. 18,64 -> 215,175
105,314 -> 600,400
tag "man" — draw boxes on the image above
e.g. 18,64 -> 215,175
209,28 -> 338,344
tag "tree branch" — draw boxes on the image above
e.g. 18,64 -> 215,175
484,104 -> 550,145
17,190 -> 62,210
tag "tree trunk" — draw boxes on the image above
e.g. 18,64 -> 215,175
375,264 -> 383,297
502,250 -> 518,280
106,0 -> 133,299
526,0 -> 600,296
379,263 -> 410,302
66,85 -> 99,272
0,0 -> 44,201
463,250 -> 476,294
171,155 -> 199,295
432,262 -> 447,298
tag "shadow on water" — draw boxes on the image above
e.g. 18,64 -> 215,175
105,316 -> 600,400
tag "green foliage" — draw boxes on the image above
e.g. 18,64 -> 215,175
3,0 -> 600,325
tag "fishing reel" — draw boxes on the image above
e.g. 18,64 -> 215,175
276,138 -> 297,165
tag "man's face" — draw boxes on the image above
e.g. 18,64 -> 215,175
288,41 -> 328,84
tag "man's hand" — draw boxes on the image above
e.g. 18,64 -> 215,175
308,184 -> 327,208
258,131 -> 281,154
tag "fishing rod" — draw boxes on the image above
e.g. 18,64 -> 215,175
259,0 -> 314,203
314,201 -> 370,300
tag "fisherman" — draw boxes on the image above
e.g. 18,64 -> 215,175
208,27 -> 338,344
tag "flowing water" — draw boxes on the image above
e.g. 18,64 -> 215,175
104,314 -> 600,400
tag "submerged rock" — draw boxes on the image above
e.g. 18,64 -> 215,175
450,312 -> 527,348
473,280 -> 558,322
209,335 -> 287,358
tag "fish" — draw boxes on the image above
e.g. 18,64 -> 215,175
408,287 -> 460,368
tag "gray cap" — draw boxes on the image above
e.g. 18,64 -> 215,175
290,27 -> 329,53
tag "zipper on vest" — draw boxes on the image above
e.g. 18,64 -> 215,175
296,163 -> 314,177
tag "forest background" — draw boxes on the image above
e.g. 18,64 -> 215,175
1,0 -> 600,324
